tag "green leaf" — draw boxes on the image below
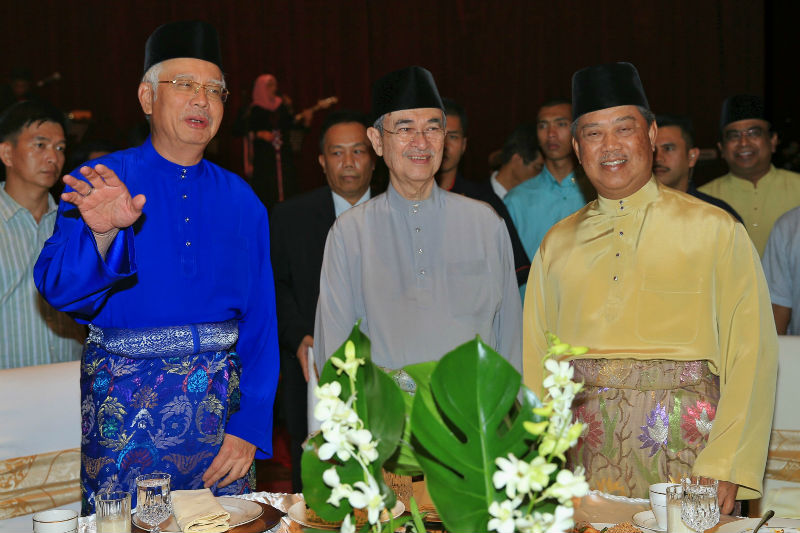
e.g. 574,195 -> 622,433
383,361 -> 437,475
301,323 -> 406,520
410,336 -> 542,532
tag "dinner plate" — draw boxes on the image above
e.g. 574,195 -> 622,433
632,510 -> 665,532
716,517 -> 800,533
132,496 -> 263,532
287,500 -> 405,530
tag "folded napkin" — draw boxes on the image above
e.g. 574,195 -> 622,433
171,489 -> 230,533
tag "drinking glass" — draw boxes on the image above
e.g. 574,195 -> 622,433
135,473 -> 172,533
681,476 -> 720,532
667,484 -> 699,533
96,491 -> 131,533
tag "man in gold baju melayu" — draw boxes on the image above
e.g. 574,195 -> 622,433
522,62 -> 777,514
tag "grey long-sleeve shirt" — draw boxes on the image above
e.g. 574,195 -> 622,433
314,182 -> 522,372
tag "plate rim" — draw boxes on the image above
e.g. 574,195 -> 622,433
132,495 -> 265,532
632,509 -> 665,532
716,517 -> 800,533
287,499 -> 406,530
217,496 -> 265,528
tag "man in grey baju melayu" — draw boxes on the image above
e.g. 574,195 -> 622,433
313,66 -> 521,372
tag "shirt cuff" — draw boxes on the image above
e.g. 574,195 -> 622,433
225,395 -> 274,460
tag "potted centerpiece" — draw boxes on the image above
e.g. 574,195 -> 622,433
300,324 -> 589,533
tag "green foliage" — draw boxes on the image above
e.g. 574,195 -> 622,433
301,324 -> 406,522
410,336 -> 542,532
383,361 -> 437,476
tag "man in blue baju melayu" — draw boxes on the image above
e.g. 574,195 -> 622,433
34,21 -> 279,514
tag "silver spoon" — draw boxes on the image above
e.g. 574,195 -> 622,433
753,509 -> 775,533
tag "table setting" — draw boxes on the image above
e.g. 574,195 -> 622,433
16,328 -> 800,533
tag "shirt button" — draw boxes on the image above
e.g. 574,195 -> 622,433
613,275 -> 618,281
412,208 -> 418,214
616,252 -> 620,257
415,227 -> 421,232
182,194 -> 187,199
619,231 -> 624,236
417,248 -> 423,254
753,223 -> 759,227
185,217 -> 190,223
185,241 -> 191,247
419,269 -> 426,276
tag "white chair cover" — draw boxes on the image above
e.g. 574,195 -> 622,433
762,336 -> 800,517
0,361 -> 81,522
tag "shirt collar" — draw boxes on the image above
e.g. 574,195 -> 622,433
540,164 -> 577,187
596,176 -> 660,216
727,164 -> 777,188
332,188 -> 371,218
0,182 -> 57,223
489,171 -> 508,199
142,136 -> 204,179
387,180 -> 441,214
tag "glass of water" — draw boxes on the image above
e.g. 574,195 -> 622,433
135,473 -> 172,533
96,491 -> 131,533
681,476 -> 720,532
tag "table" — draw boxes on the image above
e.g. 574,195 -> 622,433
72,490 -> 756,533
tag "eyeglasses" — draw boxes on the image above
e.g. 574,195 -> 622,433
383,125 -> 446,143
723,126 -> 766,142
159,79 -> 230,103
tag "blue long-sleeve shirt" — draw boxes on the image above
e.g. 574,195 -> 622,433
34,137 -> 279,458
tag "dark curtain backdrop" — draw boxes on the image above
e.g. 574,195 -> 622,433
3,0 -> 764,191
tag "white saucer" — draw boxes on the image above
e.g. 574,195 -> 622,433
632,509 -> 665,532
716,517 -> 800,533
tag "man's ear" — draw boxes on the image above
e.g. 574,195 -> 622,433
687,147 -> 700,169
318,153 -> 326,173
138,82 -> 154,115
572,137 -> 582,164
0,141 -> 12,168
366,127 -> 383,157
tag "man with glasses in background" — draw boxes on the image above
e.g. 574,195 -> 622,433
699,95 -> 800,256
35,21 -> 279,513
314,66 -> 522,372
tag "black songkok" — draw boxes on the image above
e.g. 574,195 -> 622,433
571,62 -> 649,121
143,21 -> 223,74
371,66 -> 444,121
719,95 -> 768,131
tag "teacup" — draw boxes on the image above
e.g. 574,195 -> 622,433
649,482 -> 678,529
32,509 -> 78,533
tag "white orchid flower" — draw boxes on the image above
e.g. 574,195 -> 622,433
524,456 -> 558,493
542,359 -> 574,389
347,428 -> 379,463
493,454 -> 525,497
348,478 -> 385,524
544,467 -> 590,504
332,340 -> 365,380
339,514 -> 355,533
323,467 -> 354,506
545,505 -> 574,533
488,499 -> 521,533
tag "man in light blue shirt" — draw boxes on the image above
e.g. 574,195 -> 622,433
504,99 -> 595,261
0,100 -> 84,368
762,205 -> 800,335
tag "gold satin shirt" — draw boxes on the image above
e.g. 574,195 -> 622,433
699,165 -> 800,256
523,177 -> 778,499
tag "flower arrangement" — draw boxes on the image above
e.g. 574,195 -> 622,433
301,325 -> 589,533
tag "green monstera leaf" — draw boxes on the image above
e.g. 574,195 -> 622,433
410,336 -> 542,533
383,361 -> 437,476
301,323 -> 406,522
